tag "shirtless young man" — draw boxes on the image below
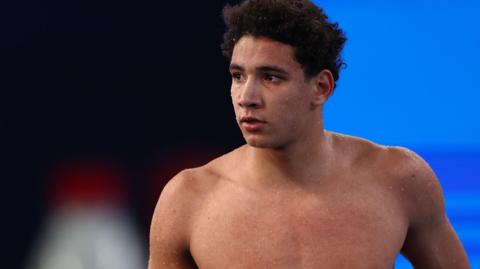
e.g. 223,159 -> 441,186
149,0 -> 470,268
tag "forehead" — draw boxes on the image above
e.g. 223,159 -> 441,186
231,35 -> 302,71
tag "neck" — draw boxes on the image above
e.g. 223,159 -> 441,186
245,128 -> 334,186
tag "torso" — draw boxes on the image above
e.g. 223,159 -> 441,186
186,134 -> 411,268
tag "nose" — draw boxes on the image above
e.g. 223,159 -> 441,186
237,78 -> 263,109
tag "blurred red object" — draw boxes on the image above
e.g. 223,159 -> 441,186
47,159 -> 128,206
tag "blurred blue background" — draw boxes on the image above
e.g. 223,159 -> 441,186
317,1 -> 480,267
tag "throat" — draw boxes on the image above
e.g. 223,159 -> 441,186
244,132 -> 335,185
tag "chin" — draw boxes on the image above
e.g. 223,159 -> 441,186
243,135 -> 283,149
246,140 -> 271,148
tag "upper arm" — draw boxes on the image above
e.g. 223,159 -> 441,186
148,170 -> 199,269
392,147 -> 470,269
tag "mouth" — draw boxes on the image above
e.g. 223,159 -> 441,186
239,116 -> 266,132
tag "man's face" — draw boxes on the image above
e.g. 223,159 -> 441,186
230,35 -> 319,149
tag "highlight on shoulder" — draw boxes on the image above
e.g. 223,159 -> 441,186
158,147 -> 243,198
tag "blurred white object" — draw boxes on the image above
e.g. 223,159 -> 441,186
28,205 -> 145,269
26,160 -> 146,269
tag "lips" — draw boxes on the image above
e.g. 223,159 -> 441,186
239,116 -> 266,132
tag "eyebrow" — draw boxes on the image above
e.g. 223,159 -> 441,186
229,63 -> 290,76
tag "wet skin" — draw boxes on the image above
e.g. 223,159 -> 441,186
148,36 -> 470,269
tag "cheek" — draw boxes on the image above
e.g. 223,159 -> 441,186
231,87 -> 240,104
231,92 -> 240,116
275,93 -> 311,128
278,92 -> 310,115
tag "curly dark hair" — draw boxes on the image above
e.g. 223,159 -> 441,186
221,0 -> 347,84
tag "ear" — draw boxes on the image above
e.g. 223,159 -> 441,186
310,69 -> 334,107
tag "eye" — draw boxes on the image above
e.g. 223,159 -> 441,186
231,72 -> 245,83
264,74 -> 283,83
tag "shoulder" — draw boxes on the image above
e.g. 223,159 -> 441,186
149,151 -> 236,248
155,161 -> 225,215
329,131 -> 386,167
376,146 -> 446,226
161,167 -> 219,199
378,145 -> 439,191
150,169 -> 207,234
153,146 -> 243,217
148,163 -> 227,267
332,132 -> 437,185
331,132 -> 445,225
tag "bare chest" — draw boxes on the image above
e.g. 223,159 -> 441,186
189,182 -> 408,269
